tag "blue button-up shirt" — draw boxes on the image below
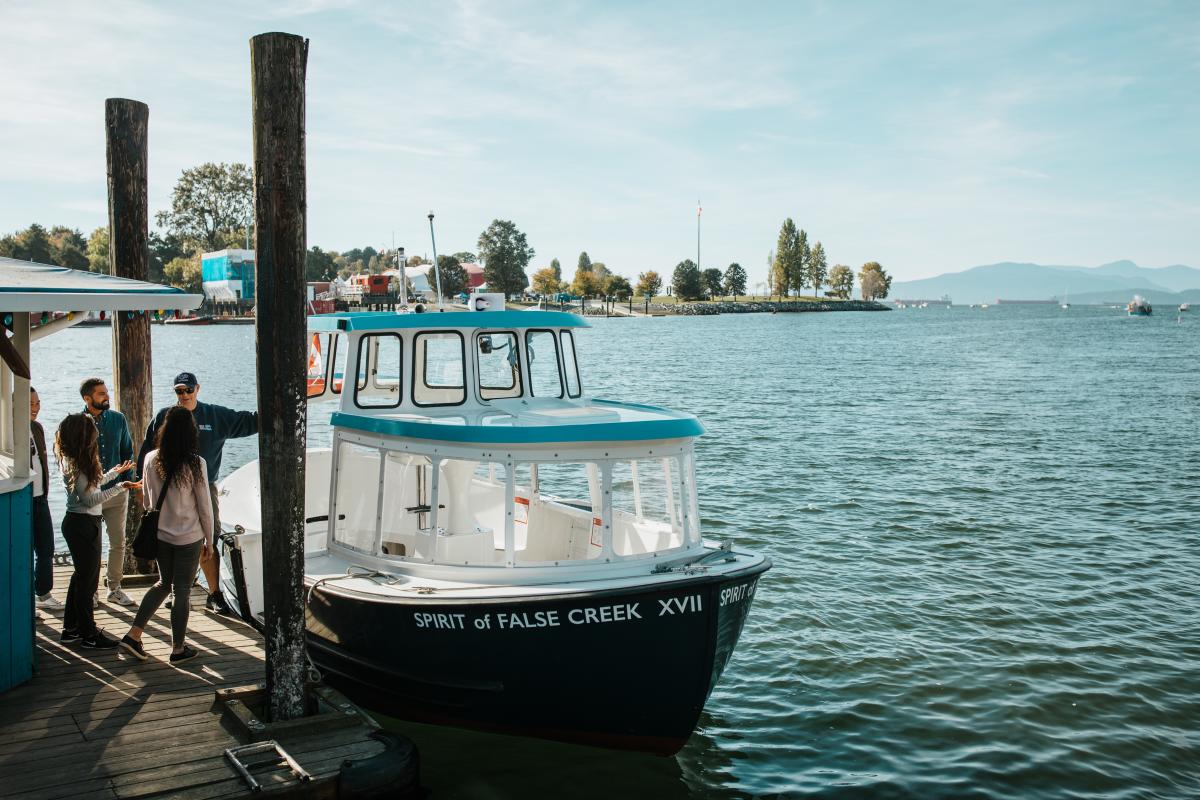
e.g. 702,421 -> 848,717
86,408 -> 135,489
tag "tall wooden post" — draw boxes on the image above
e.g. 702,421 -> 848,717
105,98 -> 154,575
251,32 -> 309,722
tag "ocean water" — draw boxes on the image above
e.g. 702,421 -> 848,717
29,306 -> 1200,799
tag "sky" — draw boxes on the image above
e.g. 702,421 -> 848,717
1,0 -> 1197,287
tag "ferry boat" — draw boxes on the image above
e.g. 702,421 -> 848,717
1127,295 -> 1152,316
216,306 -> 770,755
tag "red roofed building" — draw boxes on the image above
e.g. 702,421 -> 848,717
462,263 -> 486,290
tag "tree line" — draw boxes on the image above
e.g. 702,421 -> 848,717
1,163 -> 892,304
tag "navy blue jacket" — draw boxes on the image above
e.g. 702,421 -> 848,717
138,401 -> 258,484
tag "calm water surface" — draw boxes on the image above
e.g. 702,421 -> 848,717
31,306 -> 1200,799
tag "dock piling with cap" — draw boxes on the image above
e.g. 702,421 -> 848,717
250,30 -> 311,723
105,97 -> 156,576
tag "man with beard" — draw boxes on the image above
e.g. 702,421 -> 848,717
79,377 -> 137,606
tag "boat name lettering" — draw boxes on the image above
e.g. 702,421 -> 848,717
567,603 -> 641,625
719,580 -> 758,608
658,594 -> 703,616
413,612 -> 467,630
495,610 -> 560,629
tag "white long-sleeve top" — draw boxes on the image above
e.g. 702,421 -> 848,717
141,450 -> 214,549
63,465 -> 124,515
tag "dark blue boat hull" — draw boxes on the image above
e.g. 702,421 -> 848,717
301,563 -> 769,755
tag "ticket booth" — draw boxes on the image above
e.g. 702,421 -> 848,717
0,257 -> 200,692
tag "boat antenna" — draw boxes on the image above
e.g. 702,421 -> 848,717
428,211 -> 444,310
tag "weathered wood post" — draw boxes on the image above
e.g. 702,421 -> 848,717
105,98 -> 155,575
251,31 -> 310,722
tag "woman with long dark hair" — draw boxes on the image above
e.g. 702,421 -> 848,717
121,406 -> 214,665
55,413 -> 137,648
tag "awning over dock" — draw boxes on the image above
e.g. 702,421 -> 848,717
0,256 -> 203,313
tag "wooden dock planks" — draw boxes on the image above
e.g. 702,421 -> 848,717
0,565 -> 385,800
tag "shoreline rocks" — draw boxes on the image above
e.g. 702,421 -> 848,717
664,300 -> 890,315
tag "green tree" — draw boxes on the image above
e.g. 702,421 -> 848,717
155,162 -> 253,252
605,274 -> 633,300
723,263 -> 747,298
48,226 -> 88,270
437,254 -> 469,297
635,270 -> 662,298
570,267 -> 601,298
531,266 -> 563,297
451,251 -> 476,264
148,230 -> 185,284
772,220 -> 801,298
477,219 -> 534,296
671,259 -> 704,300
702,267 -> 724,299
306,246 -> 336,281
577,251 -> 592,273
828,264 -> 854,299
808,241 -> 827,297
792,229 -> 810,295
858,261 -> 892,301
549,257 -> 562,282
163,253 -> 202,292
86,227 -> 109,273
0,223 -> 54,264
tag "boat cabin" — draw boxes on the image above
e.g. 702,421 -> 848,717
302,310 -> 707,573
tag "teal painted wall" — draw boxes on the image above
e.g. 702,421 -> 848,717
1,485 -> 34,692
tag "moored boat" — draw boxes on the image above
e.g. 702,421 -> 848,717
217,306 -> 770,755
1127,295 -> 1152,316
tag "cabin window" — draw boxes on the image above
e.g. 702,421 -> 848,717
560,330 -> 582,398
525,329 -> 563,398
306,333 -> 349,399
306,333 -> 331,399
354,333 -> 403,409
413,332 -> 466,406
332,441 -> 383,555
512,461 -> 604,563
379,452 -> 434,560
475,331 -> 522,401
609,457 -> 689,555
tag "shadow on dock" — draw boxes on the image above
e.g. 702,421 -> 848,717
0,565 -> 408,800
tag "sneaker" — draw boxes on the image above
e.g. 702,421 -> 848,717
120,635 -> 148,661
60,628 -> 81,643
107,588 -> 136,607
80,631 -> 120,649
36,593 -> 65,610
207,591 -> 235,617
169,645 -> 198,665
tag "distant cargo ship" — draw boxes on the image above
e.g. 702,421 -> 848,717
994,299 -> 1059,305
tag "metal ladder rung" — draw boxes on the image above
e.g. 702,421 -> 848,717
225,740 -> 311,793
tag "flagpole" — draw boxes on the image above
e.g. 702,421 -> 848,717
696,200 -> 701,271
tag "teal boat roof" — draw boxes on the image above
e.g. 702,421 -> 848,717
331,399 -> 704,445
309,309 -> 590,333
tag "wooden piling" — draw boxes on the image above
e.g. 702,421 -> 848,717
105,98 -> 155,575
250,32 -> 310,722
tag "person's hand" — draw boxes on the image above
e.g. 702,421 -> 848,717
114,460 -> 135,474
121,480 -> 142,491
201,541 -> 212,562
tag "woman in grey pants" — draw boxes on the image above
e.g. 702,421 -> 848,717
120,407 -> 214,665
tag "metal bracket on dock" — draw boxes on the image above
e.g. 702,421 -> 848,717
224,740 -> 311,793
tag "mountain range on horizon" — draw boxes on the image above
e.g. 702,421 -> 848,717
890,260 -> 1200,305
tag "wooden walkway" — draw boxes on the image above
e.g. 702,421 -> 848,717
0,565 -> 388,800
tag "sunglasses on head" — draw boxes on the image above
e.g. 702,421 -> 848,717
174,387 -> 195,395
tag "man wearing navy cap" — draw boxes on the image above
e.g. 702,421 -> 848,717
138,371 -> 258,616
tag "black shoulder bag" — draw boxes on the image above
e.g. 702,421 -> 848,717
133,470 -> 173,560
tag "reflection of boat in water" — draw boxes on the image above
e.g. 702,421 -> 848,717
218,308 -> 770,755
1127,296 -> 1152,316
